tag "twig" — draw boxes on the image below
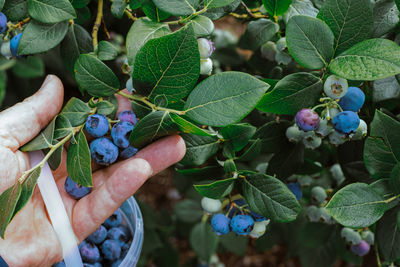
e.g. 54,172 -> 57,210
92,0 -> 104,50
241,1 -> 256,18
124,9 -> 138,21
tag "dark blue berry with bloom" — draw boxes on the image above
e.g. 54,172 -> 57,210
85,114 -> 109,138
338,87 -> 365,112
80,242 -> 101,263
90,138 -> 119,165
101,240 -> 121,261
64,176 -> 91,200
250,211 -> 267,222
117,110 -> 137,126
120,146 -> 138,159
287,182 -> 302,200
230,215 -> 255,235
332,111 -> 360,134
107,227 -> 129,246
10,33 -> 22,57
0,13 -> 7,34
104,210 -> 122,228
111,121 -> 134,148
88,225 -> 107,244
211,214 -> 230,235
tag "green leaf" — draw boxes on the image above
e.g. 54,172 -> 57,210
180,133 -> 220,166
75,6 -> 90,24
28,0 -> 76,23
12,56 -> 44,78
126,18 -> 170,65
18,20 -> 68,55
194,177 -> 236,199
239,19 -> 279,51
220,123 -> 256,152
111,0 -> 127,19
0,183 -> 21,238
132,24 -> 200,101
257,72 -> 323,115
58,97 -> 90,127
390,163 -> 400,194
71,0 -> 89,8
60,24 -> 93,73
20,118 -> 55,151
326,183 -> 387,228
0,0 -> 4,10
169,113 -> 213,137
286,15 -> 334,69
204,0 -> 237,8
53,114 -> 74,140
141,0 -> 171,22
372,0 -> 399,38
152,0 -> 199,16
317,0 -> 373,55
240,172 -> 301,222
46,144 -> 63,170
364,137 -> 398,180
97,41 -> 119,61
0,71 -> 6,107
190,222 -> 219,262
0,58 -> 16,71
253,120 -> 292,153
328,39 -> 400,81
396,0 -> 400,10
203,0 -> 240,20
262,0 -> 292,17
376,206 -> 400,262
373,76 -> 400,102
191,15 -> 214,37
67,131 -> 92,187
74,54 -> 120,97
96,100 -> 115,116
220,232 -> 248,256
238,139 -> 262,162
3,0 -> 28,21
173,199 -> 203,223
283,0 -> 318,24
184,72 -> 269,127
267,143 -> 304,179
129,111 -> 178,148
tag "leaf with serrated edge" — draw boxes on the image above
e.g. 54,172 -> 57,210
194,177 -> 236,199
67,131 -> 92,187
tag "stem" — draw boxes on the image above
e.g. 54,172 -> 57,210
168,5 -> 209,25
375,242 -> 382,267
124,9 -> 138,21
312,103 -> 327,111
201,213 -> 209,223
92,0 -> 104,50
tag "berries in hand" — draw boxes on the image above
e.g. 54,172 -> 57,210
10,33 -> 22,57
311,186 -> 327,204
64,176 -> 91,200
90,138 -> 119,165
338,87 -> 365,112
201,197 -> 222,214
88,225 -> 107,244
83,263 -> 102,267
197,38 -> 215,59
0,13 -> 7,34
332,111 -> 360,134
324,75 -> 348,99
286,125 -> 304,143
80,242 -> 101,263
101,239 -> 121,261
86,114 -> 110,138
200,58 -> 213,75
120,146 -> 138,159
104,210 -> 122,228
287,182 -> 302,200
230,215 -> 254,235
53,261 -> 66,267
117,110 -> 137,126
249,221 -> 267,238
211,214 -> 230,235
111,121 -> 134,148
107,227 -> 129,245
350,240 -> 370,257
295,108 -> 320,131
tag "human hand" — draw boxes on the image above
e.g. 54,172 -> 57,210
0,75 -> 186,267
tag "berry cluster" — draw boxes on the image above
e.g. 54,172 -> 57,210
197,38 -> 215,75
0,12 -> 23,58
341,227 -> 374,257
286,75 -> 367,148
53,210 -> 132,267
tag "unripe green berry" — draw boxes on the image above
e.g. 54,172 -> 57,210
341,227 -> 362,245
311,186 -> 327,204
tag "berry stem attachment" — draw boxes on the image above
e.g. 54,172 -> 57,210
92,0 -> 104,50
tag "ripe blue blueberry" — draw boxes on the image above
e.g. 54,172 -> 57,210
111,260 -> 122,267
121,241 -> 131,258
120,146 -> 138,159
0,13 -> 7,34
118,225 -> 131,239
64,176 -> 91,200
230,215 -> 254,235
295,108 -> 320,131
350,240 -> 370,257
53,261 -> 66,267
104,210 -> 122,228
249,211 -> 267,222
90,138 -> 119,165
111,121 -> 134,148
79,242 -> 101,263
107,227 -> 129,245
85,114 -> 110,138
287,182 -> 302,200
226,199 -> 247,218
117,110 -> 138,126
338,87 -> 365,112
101,239 -> 121,261
10,33 -> 22,57
332,111 -> 360,134
211,214 -> 230,235
88,225 -> 107,244
83,263 -> 102,267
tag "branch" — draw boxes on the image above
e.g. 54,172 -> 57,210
92,0 -> 104,50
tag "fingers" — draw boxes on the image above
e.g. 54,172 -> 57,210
72,135 -> 186,240
0,75 -> 64,151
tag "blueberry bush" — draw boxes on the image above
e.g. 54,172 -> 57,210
0,0 -> 400,266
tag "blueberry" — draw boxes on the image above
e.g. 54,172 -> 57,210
53,261 -> 66,267
121,241 -> 131,258
64,176 -> 91,200
249,211 -> 267,222
197,38 -> 215,59
79,242 -> 101,263
117,110 -> 138,126
107,227 -> 129,245
287,182 -> 302,200
249,221 -> 267,238
295,108 -> 320,131
83,263 -> 102,267
338,87 -> 365,112
311,186 -> 327,204
285,125 -> 304,143
111,121 -> 134,148
101,240 -> 121,261
10,33 -> 22,57
111,260 -> 122,267
324,75 -> 348,99
341,227 -> 362,245
104,210 -> 122,228
328,130 -> 347,145
350,240 -> 370,257
211,214 -> 230,235
351,119 -> 367,140
90,138 -> 119,165
85,114 -> 110,138
200,58 -> 213,75
200,197 -> 222,214
120,146 -> 138,159
226,199 -> 247,218
118,225 -> 132,239
332,111 -> 360,134
230,215 -> 254,235
302,131 -> 322,150
361,230 -> 375,245
88,225 -> 107,244
0,13 -> 7,34
316,119 -> 333,137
